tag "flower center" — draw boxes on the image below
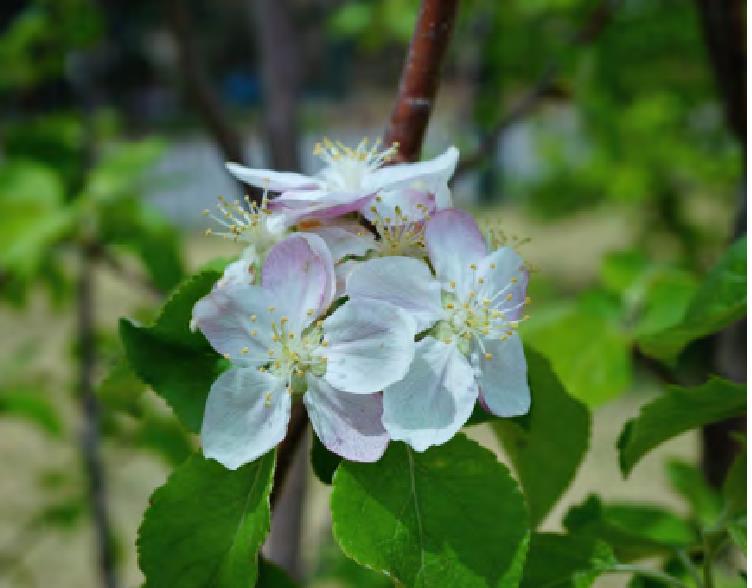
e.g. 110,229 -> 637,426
437,268 -> 530,359
314,137 -> 398,191
203,193 -> 285,248
368,196 -> 431,257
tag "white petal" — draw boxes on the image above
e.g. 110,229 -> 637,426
425,208 -> 487,296
364,146 -> 459,194
304,374 -> 388,462
261,233 -> 334,332
216,246 -> 258,288
305,224 -> 376,261
477,247 -> 528,320
346,256 -> 444,333
382,338 -> 478,452
192,282 -> 275,365
477,334 -> 530,417
225,162 -> 319,192
321,299 -> 416,394
361,188 -> 436,224
201,367 -> 290,469
334,259 -> 360,299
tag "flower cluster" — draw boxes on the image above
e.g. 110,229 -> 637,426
193,139 -> 530,469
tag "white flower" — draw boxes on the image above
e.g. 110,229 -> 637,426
346,208 -> 531,452
192,233 -> 416,468
225,138 -> 459,223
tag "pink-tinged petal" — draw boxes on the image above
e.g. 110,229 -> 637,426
305,224 -> 376,262
261,233 -> 334,332
477,334 -> 530,417
477,247 -> 528,320
364,146 -> 459,195
425,208 -> 487,295
321,299 -> 416,394
304,375 -> 388,462
270,190 -> 374,222
192,282 -> 275,364
346,257 -> 444,333
225,162 -> 319,192
296,232 -> 336,311
201,367 -> 290,469
382,338 -> 478,452
361,188 -> 436,224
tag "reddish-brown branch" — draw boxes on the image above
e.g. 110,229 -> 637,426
383,0 -> 461,162
270,403 -> 309,510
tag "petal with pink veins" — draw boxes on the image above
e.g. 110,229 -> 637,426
304,374 -> 389,462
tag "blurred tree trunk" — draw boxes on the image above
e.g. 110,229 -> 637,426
251,0 -> 301,171
248,0 -> 305,578
694,0 -> 746,487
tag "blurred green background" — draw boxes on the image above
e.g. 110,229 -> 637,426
0,0 -> 744,586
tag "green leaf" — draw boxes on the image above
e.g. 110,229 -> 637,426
519,533 -> 611,588
137,452 -> 275,588
618,377 -> 746,476
0,160 -> 73,279
331,434 -> 529,587
522,301 -> 630,407
665,460 -> 722,527
493,349 -> 590,526
563,495 -> 695,560
120,270 -> 223,432
726,517 -> 746,552
722,446 -> 746,519
0,388 -> 63,436
639,238 -> 746,362
311,434 -> 342,485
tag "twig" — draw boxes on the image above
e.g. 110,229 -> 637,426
270,403 -> 308,509
454,0 -> 620,179
164,0 -> 245,166
383,0 -> 461,162
96,245 -> 163,298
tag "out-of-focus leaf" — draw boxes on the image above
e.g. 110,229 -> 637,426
618,378 -> 746,476
97,358 -> 145,417
722,446 -> 746,519
727,517 -> 746,552
631,268 -> 698,338
120,270 -> 223,432
137,452 -> 275,588
494,349 -> 590,526
0,389 -> 63,436
133,413 -> 194,467
331,434 -> 529,587
666,460 -> 722,527
522,299 -> 630,407
0,161 -> 73,279
639,238 -> 746,362
564,495 -> 696,560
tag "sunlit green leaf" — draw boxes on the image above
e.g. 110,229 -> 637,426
618,378 -> 746,476
137,452 -> 275,588
331,434 -> 529,587
494,349 -> 590,526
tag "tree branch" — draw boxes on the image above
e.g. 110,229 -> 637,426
270,402 -> 308,510
164,0 -> 246,166
454,0 -> 620,179
383,0 -> 461,162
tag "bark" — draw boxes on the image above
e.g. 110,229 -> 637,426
250,0 -> 302,171
383,0 -> 461,162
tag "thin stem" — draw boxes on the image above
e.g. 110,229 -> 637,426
606,564 -> 689,588
78,246 -> 119,588
676,549 -> 704,588
702,534 -> 716,588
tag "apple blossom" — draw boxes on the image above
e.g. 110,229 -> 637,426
192,233 -> 416,468
346,208 -> 531,452
225,137 -> 458,223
